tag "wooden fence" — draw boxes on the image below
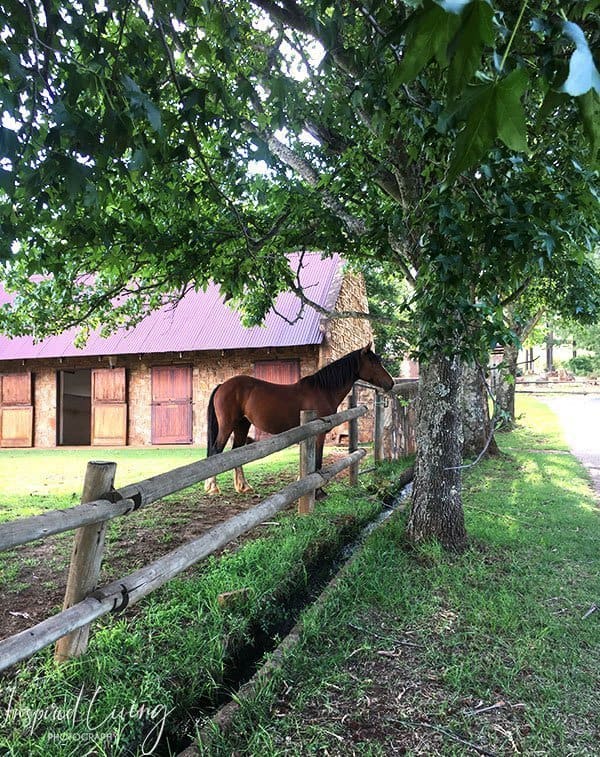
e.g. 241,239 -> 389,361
0,405 -> 368,673
354,380 -> 418,462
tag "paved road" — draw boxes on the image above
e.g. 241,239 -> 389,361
539,395 -> 600,498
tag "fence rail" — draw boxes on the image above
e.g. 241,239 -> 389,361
0,405 -> 367,553
0,405 -> 368,672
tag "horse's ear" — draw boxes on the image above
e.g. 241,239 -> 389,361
361,342 -> 372,354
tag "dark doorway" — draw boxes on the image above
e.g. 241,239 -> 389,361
58,370 -> 91,445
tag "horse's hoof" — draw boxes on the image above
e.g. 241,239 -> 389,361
204,483 -> 221,495
236,484 -> 254,494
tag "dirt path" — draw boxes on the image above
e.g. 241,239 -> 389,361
538,395 -> 600,500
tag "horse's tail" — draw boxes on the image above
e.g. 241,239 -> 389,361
206,385 -> 222,458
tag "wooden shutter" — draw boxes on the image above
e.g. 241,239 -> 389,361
151,366 -> 193,444
252,360 -> 300,440
91,368 -> 127,446
253,359 -> 301,385
0,373 -> 33,447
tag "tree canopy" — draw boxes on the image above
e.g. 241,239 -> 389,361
1,0 -> 598,354
2,0 -> 599,550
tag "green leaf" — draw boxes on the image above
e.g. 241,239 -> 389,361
445,82 -> 496,184
0,167 -> 14,195
144,100 -> 162,134
447,0 -> 495,100
130,147 -> 148,172
445,69 -> 528,185
0,127 -> 18,162
182,88 -> 207,114
577,89 -> 600,164
0,48 -> 27,85
495,68 -> 529,153
51,99 -> 72,128
392,1 -> 460,87
537,87 -> 570,124
122,75 -> 163,135
57,156 -> 90,198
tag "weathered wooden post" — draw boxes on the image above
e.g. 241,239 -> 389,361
374,391 -> 385,463
348,386 -> 359,486
55,460 -> 116,663
298,410 -> 317,514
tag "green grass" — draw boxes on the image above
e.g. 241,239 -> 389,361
0,448 -> 402,756
506,394 -> 570,451
0,446 -> 307,521
195,394 -> 600,756
0,445 -> 308,592
2,397 -> 599,755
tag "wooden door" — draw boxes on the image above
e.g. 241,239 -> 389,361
91,368 -> 127,446
0,373 -> 33,447
151,366 -> 193,444
252,359 -> 300,440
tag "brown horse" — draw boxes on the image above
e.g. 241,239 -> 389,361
204,344 -> 394,495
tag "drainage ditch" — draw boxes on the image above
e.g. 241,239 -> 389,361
131,469 -> 414,757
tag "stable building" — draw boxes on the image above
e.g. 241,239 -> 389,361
0,253 -> 373,448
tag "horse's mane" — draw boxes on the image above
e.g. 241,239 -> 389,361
301,348 -> 362,391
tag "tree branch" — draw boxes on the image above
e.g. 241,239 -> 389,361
252,123 -> 368,237
153,11 -> 257,256
252,0 -> 359,76
499,275 -> 533,307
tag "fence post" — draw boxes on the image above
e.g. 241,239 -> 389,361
55,460 -> 116,663
348,386 -> 359,486
374,391 -> 385,464
298,410 -> 317,514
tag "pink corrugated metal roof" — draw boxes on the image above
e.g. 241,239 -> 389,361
0,253 -> 344,360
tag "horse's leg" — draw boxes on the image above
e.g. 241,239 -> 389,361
232,419 -> 253,493
204,425 -> 233,495
315,432 -> 328,500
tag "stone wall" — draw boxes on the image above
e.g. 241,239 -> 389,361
0,347 -> 319,448
318,270 -> 374,442
125,346 -> 319,447
319,271 -> 373,364
33,369 -> 57,447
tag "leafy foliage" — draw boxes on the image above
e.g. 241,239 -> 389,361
0,0 -> 597,362
564,354 -> 600,375
361,263 -> 414,373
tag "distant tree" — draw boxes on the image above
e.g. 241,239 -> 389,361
493,254 -> 600,426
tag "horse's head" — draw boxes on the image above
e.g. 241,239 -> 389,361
357,344 -> 395,391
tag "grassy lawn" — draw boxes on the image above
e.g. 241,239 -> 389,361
0,445 -> 308,598
0,446 -> 307,521
198,395 -> 600,755
1,396 -> 599,755
0,439 -> 391,756
0,444 -> 360,618
0,466 -> 395,756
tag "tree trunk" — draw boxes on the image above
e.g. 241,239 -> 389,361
495,343 -> 519,429
407,354 -> 467,552
460,361 -> 499,458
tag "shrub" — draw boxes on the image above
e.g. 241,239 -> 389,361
564,355 -> 599,375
